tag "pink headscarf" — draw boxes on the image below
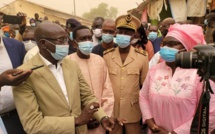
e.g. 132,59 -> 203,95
166,24 -> 206,51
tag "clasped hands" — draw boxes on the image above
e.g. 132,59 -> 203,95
75,102 -> 125,132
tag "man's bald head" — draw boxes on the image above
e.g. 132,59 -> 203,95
35,21 -> 68,64
102,19 -> 116,36
162,17 -> 175,26
102,19 -> 116,29
160,18 -> 175,37
34,21 -> 66,44
148,25 -> 158,32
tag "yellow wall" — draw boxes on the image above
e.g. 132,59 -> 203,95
0,0 -> 91,27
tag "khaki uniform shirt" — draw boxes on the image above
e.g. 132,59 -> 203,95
103,46 -> 149,123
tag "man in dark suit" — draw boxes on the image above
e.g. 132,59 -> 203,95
0,36 -> 27,134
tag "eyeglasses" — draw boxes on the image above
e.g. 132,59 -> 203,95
102,29 -> 115,34
23,38 -> 35,41
42,37 -> 68,44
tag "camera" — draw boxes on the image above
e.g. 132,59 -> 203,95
175,45 -> 215,78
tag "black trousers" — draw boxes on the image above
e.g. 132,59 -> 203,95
1,110 -> 26,134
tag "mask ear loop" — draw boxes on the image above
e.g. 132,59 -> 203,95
39,39 -> 55,53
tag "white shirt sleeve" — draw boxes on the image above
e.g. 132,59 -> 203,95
149,52 -> 160,69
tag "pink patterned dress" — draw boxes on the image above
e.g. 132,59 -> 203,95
139,61 -> 215,134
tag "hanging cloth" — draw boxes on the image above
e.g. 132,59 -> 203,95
187,0 -> 207,17
169,0 -> 187,22
147,0 -> 166,21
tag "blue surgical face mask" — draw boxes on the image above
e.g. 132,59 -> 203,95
45,40 -> 69,60
69,32 -> 73,40
148,31 -> 157,41
102,34 -> 114,43
77,41 -> 93,55
4,32 -> 10,37
116,34 -> 131,48
159,46 -> 179,62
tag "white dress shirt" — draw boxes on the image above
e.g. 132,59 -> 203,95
0,118 -> 7,134
39,54 -> 69,103
0,37 -> 15,114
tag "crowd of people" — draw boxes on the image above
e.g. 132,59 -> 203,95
0,9 -> 215,134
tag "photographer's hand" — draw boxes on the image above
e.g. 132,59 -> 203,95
0,69 -> 32,88
17,12 -> 27,35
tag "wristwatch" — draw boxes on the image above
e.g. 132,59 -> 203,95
100,116 -> 109,122
100,116 -> 109,127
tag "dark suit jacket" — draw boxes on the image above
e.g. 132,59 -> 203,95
3,37 -> 26,68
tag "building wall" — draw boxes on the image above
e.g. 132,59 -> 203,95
0,0 -> 92,27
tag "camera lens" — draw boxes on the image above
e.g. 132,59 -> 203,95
175,52 -> 195,68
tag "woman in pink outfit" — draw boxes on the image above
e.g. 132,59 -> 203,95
139,24 -> 215,134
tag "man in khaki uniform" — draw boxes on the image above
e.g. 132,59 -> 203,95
103,14 -> 149,134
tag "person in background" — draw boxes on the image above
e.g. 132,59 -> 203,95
103,14 -> 149,134
67,25 -> 114,134
92,17 -> 104,46
205,12 -> 215,44
13,21 -> 118,134
29,18 -> 36,27
13,12 -> 27,42
148,25 -> 162,54
9,24 -> 19,39
66,18 -> 82,54
0,28 -> 26,133
54,20 -> 61,25
9,29 -> 16,39
34,13 -> 42,26
159,17 -> 175,39
22,26 -> 36,51
43,16 -> 48,21
149,18 -> 176,68
139,24 -> 215,134
131,24 -> 154,61
141,22 -> 149,33
2,26 -> 10,38
92,19 -> 118,57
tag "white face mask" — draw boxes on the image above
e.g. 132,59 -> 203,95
15,30 -> 19,36
23,40 -> 37,51
93,28 -> 102,37
130,38 -> 139,45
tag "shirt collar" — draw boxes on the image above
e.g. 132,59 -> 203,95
38,53 -> 63,67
